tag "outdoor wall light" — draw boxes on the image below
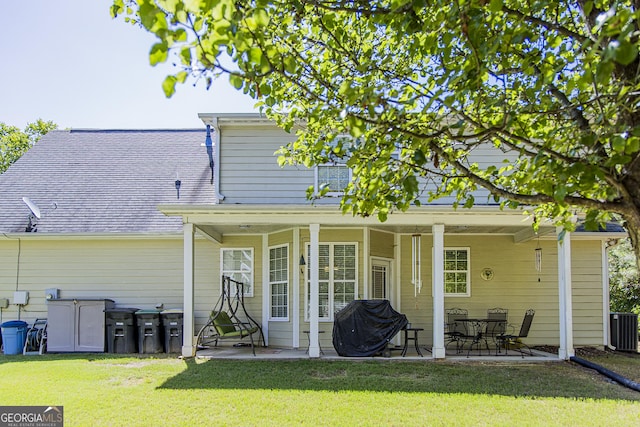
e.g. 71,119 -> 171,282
175,178 -> 181,199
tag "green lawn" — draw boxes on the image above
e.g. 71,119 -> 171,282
0,354 -> 638,426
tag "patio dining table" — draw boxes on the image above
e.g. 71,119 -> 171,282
457,318 -> 506,357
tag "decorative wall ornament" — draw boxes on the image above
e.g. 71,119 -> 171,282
481,268 -> 494,281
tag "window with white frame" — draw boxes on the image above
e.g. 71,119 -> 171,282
269,244 -> 288,320
315,164 -> 351,196
444,248 -> 470,297
221,248 -> 254,297
305,243 -> 357,321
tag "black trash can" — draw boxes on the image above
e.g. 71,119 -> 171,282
105,308 -> 139,353
161,309 -> 184,353
135,309 -> 164,354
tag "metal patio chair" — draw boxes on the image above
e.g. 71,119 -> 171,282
486,307 -> 508,354
496,309 -> 535,357
445,308 -> 471,353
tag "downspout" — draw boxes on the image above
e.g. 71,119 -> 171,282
209,117 -> 225,203
602,240 -> 610,349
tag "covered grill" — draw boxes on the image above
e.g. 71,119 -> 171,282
332,300 -> 408,357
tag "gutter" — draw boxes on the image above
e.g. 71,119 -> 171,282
1,232 -> 185,241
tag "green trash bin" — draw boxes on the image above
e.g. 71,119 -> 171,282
161,309 -> 183,353
135,310 -> 163,354
1,320 -> 28,355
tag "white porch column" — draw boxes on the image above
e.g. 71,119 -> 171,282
262,234 -> 269,346
293,228 -> 301,349
557,227 -> 575,360
363,227 -> 369,299
182,223 -> 196,358
432,224 -> 446,358
308,224 -> 321,358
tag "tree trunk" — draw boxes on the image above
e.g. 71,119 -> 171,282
624,216 -> 640,270
621,158 -> 640,269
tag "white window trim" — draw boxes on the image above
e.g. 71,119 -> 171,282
443,247 -> 471,297
314,164 -> 352,197
269,243 -> 289,321
304,242 -> 359,322
220,248 -> 254,297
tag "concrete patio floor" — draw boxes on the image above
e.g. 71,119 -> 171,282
195,343 -> 558,362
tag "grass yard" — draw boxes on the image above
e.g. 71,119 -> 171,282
0,354 -> 639,426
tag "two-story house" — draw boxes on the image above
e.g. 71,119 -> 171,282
0,113 -> 625,359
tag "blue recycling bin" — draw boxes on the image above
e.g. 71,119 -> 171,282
1,320 -> 28,355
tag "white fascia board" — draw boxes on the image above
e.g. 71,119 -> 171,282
569,232 -> 627,240
158,204 -> 535,227
198,113 -> 272,127
198,113 -> 306,130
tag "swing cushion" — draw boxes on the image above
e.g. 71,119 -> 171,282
212,311 -> 259,338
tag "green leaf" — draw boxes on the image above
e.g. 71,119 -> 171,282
489,0 -> 503,12
175,70 -> 188,83
612,40 -> 638,65
179,47 -> 192,65
229,74 -> 244,89
162,75 -> 177,97
625,136 -> 640,154
149,42 -> 168,66
110,0 -> 124,18
248,47 -> 263,64
347,116 -> 365,137
611,135 -> 626,153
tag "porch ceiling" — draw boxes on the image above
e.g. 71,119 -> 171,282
196,222 -> 545,237
162,204 -> 559,242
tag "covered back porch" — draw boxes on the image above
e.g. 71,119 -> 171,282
160,205 -> 619,361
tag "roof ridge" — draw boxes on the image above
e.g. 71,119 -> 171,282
68,128 -> 204,133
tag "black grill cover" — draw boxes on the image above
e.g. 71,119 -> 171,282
332,300 -> 408,357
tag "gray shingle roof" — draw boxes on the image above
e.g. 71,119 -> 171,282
0,129 -> 215,234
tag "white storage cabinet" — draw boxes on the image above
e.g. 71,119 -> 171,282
47,299 -> 115,352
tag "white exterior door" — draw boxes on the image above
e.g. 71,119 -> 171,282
371,258 -> 391,300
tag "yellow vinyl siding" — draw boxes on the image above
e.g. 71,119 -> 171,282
398,234 -> 605,347
0,238 -> 216,331
370,229 -> 394,259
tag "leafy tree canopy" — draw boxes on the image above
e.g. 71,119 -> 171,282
112,0 -> 640,264
1,120 -> 57,174
609,238 -> 640,314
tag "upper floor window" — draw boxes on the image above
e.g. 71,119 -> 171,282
221,248 -> 254,297
444,247 -> 470,297
316,164 -> 351,196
